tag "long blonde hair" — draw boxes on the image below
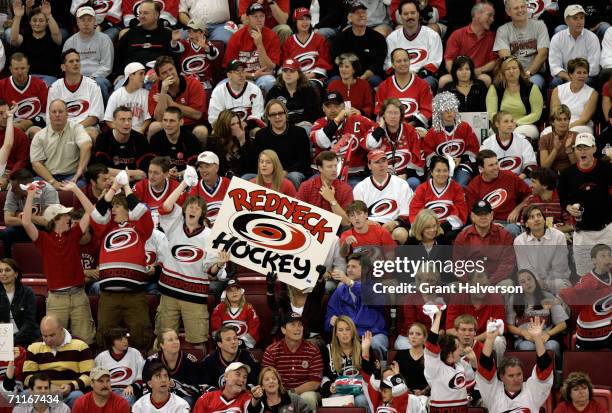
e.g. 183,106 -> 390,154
256,149 -> 284,192
258,366 -> 287,396
330,316 -> 362,373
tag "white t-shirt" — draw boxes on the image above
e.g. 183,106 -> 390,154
104,87 -> 151,133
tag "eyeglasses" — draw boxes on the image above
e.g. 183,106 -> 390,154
268,111 -> 286,118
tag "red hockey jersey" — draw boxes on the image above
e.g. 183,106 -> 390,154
122,0 -> 179,26
223,26 -> 281,73
192,389 -> 252,413
466,170 -> 532,221
409,179 -> 467,227
375,75 -> 432,127
178,40 -> 219,91
0,76 -> 48,120
133,178 -> 182,226
365,123 -> 424,176
90,200 -> 154,291
188,176 -> 230,224
310,115 -> 375,175
423,122 -> 480,172
211,302 -> 261,348
281,32 -> 332,77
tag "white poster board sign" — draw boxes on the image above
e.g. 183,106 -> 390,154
461,112 -> 490,144
208,177 -> 342,290
0,324 -> 13,361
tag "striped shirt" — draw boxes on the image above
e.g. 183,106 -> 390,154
262,339 -> 323,389
524,190 -> 567,225
22,330 -> 94,391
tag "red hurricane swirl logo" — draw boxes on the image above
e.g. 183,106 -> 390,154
105,228 -> 138,251
93,0 -> 112,14
437,140 -> 465,157
498,156 -> 522,171
368,199 -> 398,218
66,100 -> 90,118
526,0 -> 545,17
145,251 -> 157,266
448,372 -> 466,389
386,149 -> 412,172
230,213 -> 310,254
171,244 -> 205,263
483,188 -> 508,209
223,320 -> 248,336
110,367 -> 133,383
425,200 -> 452,219
231,105 -> 253,122
181,55 -> 209,75
294,51 -> 318,72
407,48 -> 427,65
398,98 -> 418,117
206,201 -> 222,223
593,293 -> 612,316
16,97 -> 42,119
501,408 -> 532,413
332,134 -> 359,157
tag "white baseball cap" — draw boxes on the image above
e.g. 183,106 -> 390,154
225,362 -> 251,374
573,132 -> 596,148
564,4 -> 585,19
76,6 -> 95,18
43,204 -> 74,222
124,62 -> 146,77
197,151 -> 219,165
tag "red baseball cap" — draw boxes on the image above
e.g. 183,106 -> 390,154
293,7 -> 311,20
368,150 -> 387,162
281,59 -> 300,71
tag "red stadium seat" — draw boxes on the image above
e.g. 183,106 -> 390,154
247,294 -> 273,347
468,408 -> 486,413
505,350 -> 556,381
593,388 -> 611,413
238,275 -> 267,295
318,408 -> 366,413
388,350 -> 397,363
58,190 -> 75,208
11,243 -> 43,275
563,351 -> 612,388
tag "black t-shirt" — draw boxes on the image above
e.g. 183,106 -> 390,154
266,85 -> 322,124
20,31 -> 61,77
394,349 -> 428,391
254,125 -> 311,174
150,128 -> 200,171
94,129 -> 154,172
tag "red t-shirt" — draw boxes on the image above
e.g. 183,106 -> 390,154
238,0 -> 289,29
340,223 -> 395,250
249,177 -> 297,197
33,225 -> 86,290
444,25 -> 497,68
327,78 -> 374,118
553,401 -> 606,413
445,293 -> 506,333
223,26 -> 281,72
0,127 -> 30,172
71,391 -> 131,413
148,75 -> 207,126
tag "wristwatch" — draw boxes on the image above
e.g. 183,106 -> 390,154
331,201 -> 338,206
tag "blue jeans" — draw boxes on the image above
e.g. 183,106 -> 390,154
94,76 -> 112,104
371,332 -> 389,360
286,171 -> 305,190
496,220 -> 522,238
367,75 -> 383,88
407,176 -> 420,191
423,75 -> 438,93
316,27 -> 339,41
113,388 -> 137,406
255,75 -> 276,94
32,74 -> 58,87
208,22 -> 234,44
516,336 -> 561,359
64,390 -> 84,407
529,74 -> 546,90
394,334 -> 411,350
103,26 -> 121,41
49,173 -> 87,188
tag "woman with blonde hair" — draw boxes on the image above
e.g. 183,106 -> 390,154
251,366 -> 312,412
486,56 -> 543,140
321,315 -> 373,411
250,149 -> 297,196
209,109 -> 256,178
554,372 -> 605,413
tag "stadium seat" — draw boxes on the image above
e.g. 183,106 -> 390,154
58,190 -> 75,208
468,408 -> 486,413
318,408 -> 365,413
563,351 -> 612,387
248,348 -> 263,363
34,294 -> 46,323
388,350 -> 397,363
593,388 -> 611,413
11,243 -> 43,275
247,293 -> 273,347
238,274 -> 267,295
505,350 -> 556,379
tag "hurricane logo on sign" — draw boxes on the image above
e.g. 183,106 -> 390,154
437,140 -> 465,157
231,213 -> 310,254
483,188 -> 508,209
93,0 -> 112,14
66,100 -> 90,118
171,245 -> 205,263
498,156 -> 522,171
593,293 -> 612,316
223,320 -> 248,336
406,48 -> 427,65
16,97 -> 42,119
110,367 -> 134,383
294,51 -> 318,72
368,199 -> 398,218
105,228 -> 138,251
386,149 -> 412,172
448,372 -> 466,389
181,56 -> 209,75
425,200 -> 453,219
398,98 -> 418,117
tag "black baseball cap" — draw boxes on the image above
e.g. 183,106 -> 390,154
472,200 -> 493,214
281,312 -> 303,326
349,2 -> 368,12
323,91 -> 344,105
247,2 -> 265,15
227,59 -> 246,71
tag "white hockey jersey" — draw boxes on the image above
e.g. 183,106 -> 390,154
424,332 -> 474,410
353,174 -> 413,223
47,77 -> 104,125
384,26 -> 443,73
94,347 -> 145,389
476,352 -> 554,413
132,393 -> 190,413
158,205 -> 219,303
208,81 -> 264,125
481,133 -> 537,176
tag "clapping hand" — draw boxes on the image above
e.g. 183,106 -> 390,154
527,316 -> 545,338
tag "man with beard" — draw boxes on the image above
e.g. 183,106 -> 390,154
71,367 -> 130,412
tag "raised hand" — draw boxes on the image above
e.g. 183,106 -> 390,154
361,330 -> 372,353
171,29 -> 181,43
12,0 -> 24,17
527,316 -> 545,338
41,0 -> 51,16
390,360 -> 400,375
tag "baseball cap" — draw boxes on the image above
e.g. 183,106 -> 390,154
90,366 -> 111,381
76,6 -> 95,18
281,312 -> 303,326
124,62 -> 146,78
225,362 -> 251,374
293,7 -> 311,20
43,204 -> 74,222
197,151 -> 219,165
323,91 -> 344,105
564,4 -> 585,19
227,59 -> 246,72
281,59 -> 300,71
368,150 -> 387,162
349,2 -> 368,12
224,279 -> 242,291
247,2 -> 266,15
573,132 -> 596,147
187,18 -> 207,32
472,200 -> 493,215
